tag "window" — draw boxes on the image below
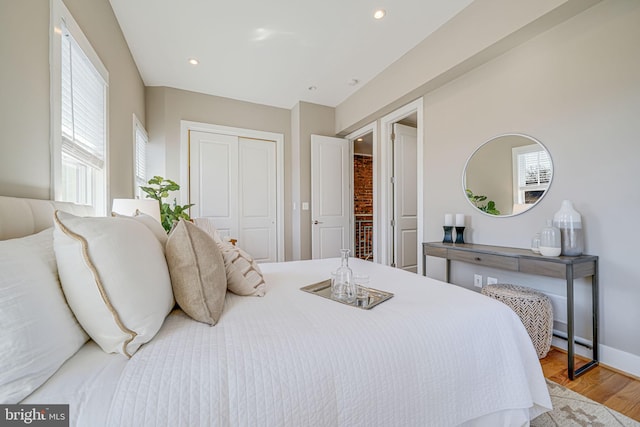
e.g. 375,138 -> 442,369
133,116 -> 148,198
51,0 -> 109,214
512,145 -> 552,204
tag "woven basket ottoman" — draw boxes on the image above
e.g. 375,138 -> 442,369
481,284 -> 553,359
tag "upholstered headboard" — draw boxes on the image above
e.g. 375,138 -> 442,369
0,196 -> 94,241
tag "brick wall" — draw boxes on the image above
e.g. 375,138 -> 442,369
354,155 -> 373,260
354,155 -> 373,215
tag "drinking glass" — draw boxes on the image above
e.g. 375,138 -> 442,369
354,274 -> 370,307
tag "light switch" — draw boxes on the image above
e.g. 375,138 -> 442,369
302,202 -> 309,211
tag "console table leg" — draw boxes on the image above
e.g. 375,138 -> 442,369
446,259 -> 451,283
567,266 -> 575,380
592,260 -> 599,363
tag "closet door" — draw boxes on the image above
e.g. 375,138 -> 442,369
238,137 -> 277,263
189,131 -> 277,262
190,131 -> 238,239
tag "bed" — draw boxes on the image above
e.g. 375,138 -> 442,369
0,196 -> 551,426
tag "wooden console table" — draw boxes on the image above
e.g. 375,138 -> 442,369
422,242 -> 599,380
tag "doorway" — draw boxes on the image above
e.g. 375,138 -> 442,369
353,132 -> 374,261
346,122 -> 377,263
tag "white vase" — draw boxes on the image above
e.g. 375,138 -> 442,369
553,200 -> 584,256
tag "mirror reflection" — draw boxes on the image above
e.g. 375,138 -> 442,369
463,134 -> 553,216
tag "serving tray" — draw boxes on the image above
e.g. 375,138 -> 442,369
300,279 -> 394,310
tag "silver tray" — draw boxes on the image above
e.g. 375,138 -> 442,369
300,279 -> 394,310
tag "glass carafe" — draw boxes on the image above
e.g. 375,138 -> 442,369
539,220 -> 561,257
331,249 -> 356,303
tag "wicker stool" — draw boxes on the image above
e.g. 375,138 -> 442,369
481,284 -> 553,359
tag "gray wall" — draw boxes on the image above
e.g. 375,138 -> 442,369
0,0 -> 145,200
0,0 -> 49,198
335,0 -> 601,135
425,0 -> 640,359
290,102 -> 336,260
338,0 -> 640,369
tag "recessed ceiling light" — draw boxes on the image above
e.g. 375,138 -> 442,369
188,58 -> 199,66
356,138 -> 364,142
348,79 -> 359,86
373,9 -> 386,20
308,85 -> 317,91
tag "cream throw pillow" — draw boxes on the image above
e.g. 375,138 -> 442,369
193,218 -> 266,296
53,211 -> 174,358
0,229 -> 88,404
218,241 -> 266,296
165,219 -> 227,325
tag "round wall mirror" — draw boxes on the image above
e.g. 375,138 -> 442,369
462,133 -> 553,217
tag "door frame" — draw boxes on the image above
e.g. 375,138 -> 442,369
180,120 -> 285,262
379,98 -> 424,274
345,122 -> 377,263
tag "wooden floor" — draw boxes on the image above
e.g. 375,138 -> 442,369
540,347 -> 640,421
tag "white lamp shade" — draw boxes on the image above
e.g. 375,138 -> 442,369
112,199 -> 161,223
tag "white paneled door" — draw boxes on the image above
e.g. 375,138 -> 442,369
189,130 -> 277,263
393,123 -> 418,272
311,135 -> 351,259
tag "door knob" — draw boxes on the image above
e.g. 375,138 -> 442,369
313,220 -> 323,225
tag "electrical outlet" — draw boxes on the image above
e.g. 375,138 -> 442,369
487,277 -> 498,285
473,274 -> 482,288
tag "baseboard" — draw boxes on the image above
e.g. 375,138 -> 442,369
600,344 -> 640,379
551,337 -> 640,379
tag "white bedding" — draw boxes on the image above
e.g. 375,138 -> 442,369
22,341 -> 126,423
24,258 -> 551,426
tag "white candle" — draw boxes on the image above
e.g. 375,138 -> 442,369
455,213 -> 465,227
444,214 -> 453,226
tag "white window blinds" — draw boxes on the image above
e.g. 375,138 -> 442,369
61,21 -> 106,170
518,150 -> 552,187
134,117 -> 148,192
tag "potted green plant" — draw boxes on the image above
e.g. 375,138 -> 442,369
140,176 -> 194,233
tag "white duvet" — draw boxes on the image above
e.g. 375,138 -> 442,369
29,258 -> 551,426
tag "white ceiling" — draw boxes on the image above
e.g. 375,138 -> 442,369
109,0 -> 473,109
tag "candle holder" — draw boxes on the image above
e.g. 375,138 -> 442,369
455,226 -> 465,244
443,226 -> 454,243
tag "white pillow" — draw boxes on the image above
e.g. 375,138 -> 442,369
111,210 -> 168,247
53,211 -> 174,358
0,229 -> 88,404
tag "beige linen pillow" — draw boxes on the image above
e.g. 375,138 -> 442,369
193,218 -> 266,296
53,211 -> 174,358
165,219 -> 227,325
